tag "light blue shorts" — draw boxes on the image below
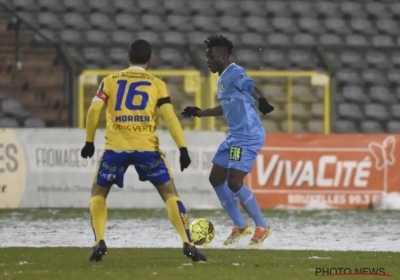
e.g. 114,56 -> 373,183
212,134 -> 265,173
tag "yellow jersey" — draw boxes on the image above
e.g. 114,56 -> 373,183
94,66 -> 170,151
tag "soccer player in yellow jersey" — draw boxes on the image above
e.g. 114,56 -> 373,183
80,39 -> 206,262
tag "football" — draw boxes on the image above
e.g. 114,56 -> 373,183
189,218 -> 215,246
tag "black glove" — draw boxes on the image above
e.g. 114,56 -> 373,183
179,147 -> 191,171
258,98 -> 274,115
181,106 -> 201,118
81,142 -> 95,158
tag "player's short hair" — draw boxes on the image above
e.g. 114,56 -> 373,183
128,39 -> 152,64
204,34 -> 234,55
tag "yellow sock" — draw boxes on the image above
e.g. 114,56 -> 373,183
89,196 -> 107,246
166,196 -> 194,246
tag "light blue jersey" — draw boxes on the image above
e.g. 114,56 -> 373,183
217,63 -> 265,138
212,63 -> 266,173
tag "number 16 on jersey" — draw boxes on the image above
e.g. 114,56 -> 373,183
115,80 -> 151,111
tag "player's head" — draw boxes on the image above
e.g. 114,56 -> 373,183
128,39 -> 152,69
204,34 -> 234,74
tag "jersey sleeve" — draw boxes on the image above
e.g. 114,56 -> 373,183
155,79 -> 187,148
228,67 -> 255,93
155,79 -> 171,107
85,78 -> 108,142
93,78 -> 110,104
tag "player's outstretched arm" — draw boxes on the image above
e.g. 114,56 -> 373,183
159,99 -> 191,171
81,100 -> 104,159
181,105 -> 223,118
229,67 -> 274,115
197,105 -> 223,117
250,87 -> 274,115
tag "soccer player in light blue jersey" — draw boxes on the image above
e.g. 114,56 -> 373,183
182,35 -> 274,247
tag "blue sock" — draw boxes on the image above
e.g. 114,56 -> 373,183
214,182 -> 246,228
235,184 -> 268,229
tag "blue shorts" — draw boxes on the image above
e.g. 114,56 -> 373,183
94,150 -> 172,188
212,134 -> 265,173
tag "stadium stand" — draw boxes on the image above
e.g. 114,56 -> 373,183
0,0 -> 399,133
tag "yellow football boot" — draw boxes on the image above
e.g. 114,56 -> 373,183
223,225 -> 252,246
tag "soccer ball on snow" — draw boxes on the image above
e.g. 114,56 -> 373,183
189,218 -> 215,246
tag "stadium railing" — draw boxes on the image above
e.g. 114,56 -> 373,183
78,69 -> 330,133
0,3 -> 77,127
206,71 -> 331,134
78,69 -> 202,130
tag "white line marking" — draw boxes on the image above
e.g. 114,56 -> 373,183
250,190 -> 383,194
261,147 -> 369,152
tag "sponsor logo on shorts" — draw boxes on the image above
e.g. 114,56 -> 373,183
101,162 -> 124,172
147,169 -> 167,177
229,146 -> 242,161
99,172 -> 116,182
139,158 -> 163,169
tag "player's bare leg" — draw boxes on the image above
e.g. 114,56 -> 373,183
155,179 -> 206,262
88,183 -> 111,262
227,169 -> 271,247
209,164 -> 251,245
209,163 -> 228,189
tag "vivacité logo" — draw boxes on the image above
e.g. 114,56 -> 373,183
246,134 -> 400,209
